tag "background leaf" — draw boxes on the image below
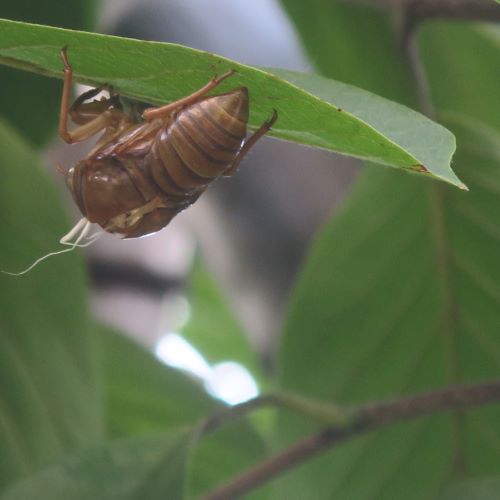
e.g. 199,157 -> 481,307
181,265 -> 263,382
440,476 -> 500,500
101,325 -> 216,438
188,422 -> 270,500
278,0 -> 416,105
0,430 -> 192,500
100,325 -> 268,498
419,23 -> 500,133
0,1 -> 96,146
0,18 -> 461,186
0,118 -> 101,490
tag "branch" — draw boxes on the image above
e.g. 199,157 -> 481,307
348,0 -> 500,24
199,391 -> 351,436
201,379 -> 500,500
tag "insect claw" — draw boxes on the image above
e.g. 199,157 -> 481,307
268,109 -> 278,127
60,46 -> 70,69
213,69 -> 236,85
259,109 -> 278,132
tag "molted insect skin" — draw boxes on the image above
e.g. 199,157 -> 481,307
60,49 -> 276,238
148,88 -> 248,195
67,89 -> 250,238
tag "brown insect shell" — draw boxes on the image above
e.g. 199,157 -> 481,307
66,87 -> 250,238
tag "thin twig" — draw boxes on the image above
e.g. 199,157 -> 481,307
347,0 -> 500,24
198,394 -> 278,435
201,429 -> 352,500
199,391 -> 350,436
201,379 -> 500,499
401,28 -> 435,118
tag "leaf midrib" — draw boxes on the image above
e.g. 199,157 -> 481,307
428,182 -> 465,479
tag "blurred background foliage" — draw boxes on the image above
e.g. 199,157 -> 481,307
1,0 -> 500,499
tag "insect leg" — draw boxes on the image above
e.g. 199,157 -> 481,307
59,217 -> 89,244
223,109 -> 278,177
69,86 -> 123,125
143,70 -> 236,121
59,47 -> 115,143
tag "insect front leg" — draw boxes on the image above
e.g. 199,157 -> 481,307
143,70 -> 236,121
59,47 -> 116,143
69,86 -> 122,126
224,109 -> 278,177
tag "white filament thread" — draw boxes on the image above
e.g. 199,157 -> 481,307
2,218 -> 102,276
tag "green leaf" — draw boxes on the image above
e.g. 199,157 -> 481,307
419,23 -> 500,134
188,422 -> 270,500
269,68 -> 462,189
0,118 -> 101,490
101,325 -> 217,438
276,117 -> 500,499
440,476 -> 500,500
0,18 -> 462,187
278,0 -> 416,105
0,1 -> 96,146
182,264 -> 262,381
180,262 -> 275,453
1,429 -> 193,500
276,0 -> 460,186
100,325 -> 268,498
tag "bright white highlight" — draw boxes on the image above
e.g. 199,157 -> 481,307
155,333 -> 259,405
204,361 -> 259,405
155,333 -> 212,380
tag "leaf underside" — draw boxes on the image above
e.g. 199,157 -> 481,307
0,18 -> 462,187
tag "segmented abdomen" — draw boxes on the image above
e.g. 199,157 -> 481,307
147,87 -> 249,198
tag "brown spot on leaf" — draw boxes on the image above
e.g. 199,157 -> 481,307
415,164 -> 429,173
